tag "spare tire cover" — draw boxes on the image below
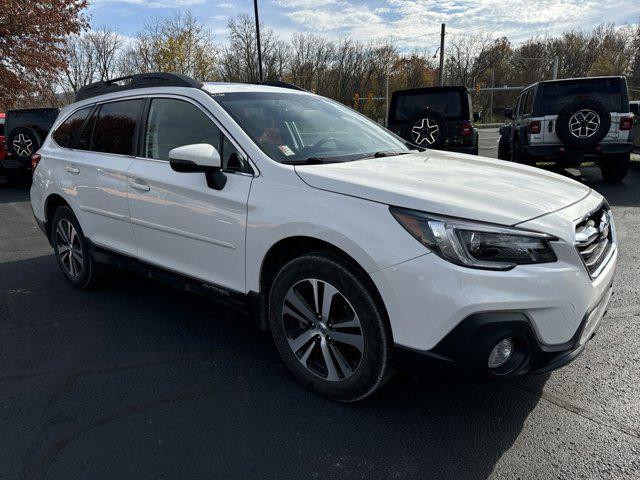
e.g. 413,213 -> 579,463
555,99 -> 611,147
408,109 -> 448,148
7,126 -> 42,161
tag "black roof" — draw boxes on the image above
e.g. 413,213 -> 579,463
523,75 -> 626,91
392,85 -> 470,97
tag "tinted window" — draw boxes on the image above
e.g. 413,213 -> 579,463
0,117 -> 4,136
540,79 -> 624,115
394,92 -> 463,121
93,99 -> 142,155
52,107 -> 92,148
144,98 -> 221,161
523,90 -> 534,116
76,109 -> 97,151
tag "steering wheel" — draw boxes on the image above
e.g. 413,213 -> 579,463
312,136 -> 339,149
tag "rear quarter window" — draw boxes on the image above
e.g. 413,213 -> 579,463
539,79 -> 624,115
52,107 -> 93,148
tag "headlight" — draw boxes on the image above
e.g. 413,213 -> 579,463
390,207 -> 557,270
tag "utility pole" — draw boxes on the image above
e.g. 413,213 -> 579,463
438,23 -> 445,86
489,68 -> 495,122
253,0 -> 264,82
552,57 -> 559,79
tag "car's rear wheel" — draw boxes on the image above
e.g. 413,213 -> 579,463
50,206 -> 101,289
269,253 -> 394,402
599,153 -> 630,183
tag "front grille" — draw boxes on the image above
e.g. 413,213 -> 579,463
575,204 -> 614,278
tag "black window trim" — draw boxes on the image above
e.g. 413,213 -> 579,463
135,94 -> 256,176
50,104 -> 97,151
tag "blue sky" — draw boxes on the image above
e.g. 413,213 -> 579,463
88,0 -> 640,50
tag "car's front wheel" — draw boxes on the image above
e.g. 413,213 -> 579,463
269,253 -> 394,401
50,206 -> 102,289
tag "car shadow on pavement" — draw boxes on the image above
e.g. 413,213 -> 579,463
1,254 -> 548,480
0,182 -> 31,204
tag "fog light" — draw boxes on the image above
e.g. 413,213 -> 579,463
488,338 -> 514,369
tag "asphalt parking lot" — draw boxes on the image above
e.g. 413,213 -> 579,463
1,135 -> 640,479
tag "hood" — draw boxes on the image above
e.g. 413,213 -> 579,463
295,150 -> 591,226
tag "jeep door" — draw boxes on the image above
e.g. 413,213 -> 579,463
126,96 -> 253,293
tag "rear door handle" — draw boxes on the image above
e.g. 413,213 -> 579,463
66,166 -> 80,175
129,180 -> 150,192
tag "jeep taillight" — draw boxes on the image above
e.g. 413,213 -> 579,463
619,116 -> 633,130
31,153 -> 41,170
528,121 -> 541,134
461,122 -> 473,136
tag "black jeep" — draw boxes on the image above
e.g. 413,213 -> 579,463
2,108 -> 59,184
387,86 -> 479,155
498,76 -> 634,183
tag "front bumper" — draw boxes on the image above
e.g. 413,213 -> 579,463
393,284 -> 613,377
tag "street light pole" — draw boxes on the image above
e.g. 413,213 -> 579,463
253,0 -> 264,82
438,23 -> 445,86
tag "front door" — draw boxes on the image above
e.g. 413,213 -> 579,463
127,96 -> 253,293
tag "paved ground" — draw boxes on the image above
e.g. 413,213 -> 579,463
1,141 -> 640,479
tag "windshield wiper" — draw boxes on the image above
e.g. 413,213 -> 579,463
281,157 -> 336,165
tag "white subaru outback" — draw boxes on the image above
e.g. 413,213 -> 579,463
30,73 -> 617,401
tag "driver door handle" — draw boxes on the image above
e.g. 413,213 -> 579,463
129,180 -> 150,192
66,166 -> 80,175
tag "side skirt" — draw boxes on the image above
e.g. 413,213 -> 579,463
86,240 -> 260,315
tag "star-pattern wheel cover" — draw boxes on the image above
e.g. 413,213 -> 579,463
411,118 -> 440,145
568,109 -> 600,139
12,133 -> 34,157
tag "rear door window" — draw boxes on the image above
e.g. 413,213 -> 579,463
52,107 -> 93,148
92,99 -> 143,155
540,79 -> 624,114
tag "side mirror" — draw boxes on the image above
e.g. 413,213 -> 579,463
169,143 -> 226,190
630,103 -> 639,115
504,108 -> 514,119
473,111 -> 482,122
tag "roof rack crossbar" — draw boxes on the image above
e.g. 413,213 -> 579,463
75,72 -> 203,102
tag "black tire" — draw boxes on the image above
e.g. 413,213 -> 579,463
599,153 -> 630,183
511,136 -> 530,164
408,109 -> 448,149
50,206 -> 101,289
555,99 -> 611,147
497,138 -> 511,160
269,253 -> 394,402
7,126 -> 42,162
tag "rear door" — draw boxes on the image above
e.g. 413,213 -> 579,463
126,96 -> 253,293
63,98 -> 141,255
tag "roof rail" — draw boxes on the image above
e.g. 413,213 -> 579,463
256,80 -> 307,92
75,72 -> 203,102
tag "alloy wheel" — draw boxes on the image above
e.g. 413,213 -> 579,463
568,109 -> 600,138
12,133 -> 33,157
282,278 -> 364,381
411,117 -> 440,145
56,219 -> 84,277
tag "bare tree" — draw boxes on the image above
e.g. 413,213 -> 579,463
88,26 -> 122,81
63,34 -> 97,92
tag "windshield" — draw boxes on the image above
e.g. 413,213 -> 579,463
539,79 -> 625,115
212,92 -> 408,163
392,91 -> 464,121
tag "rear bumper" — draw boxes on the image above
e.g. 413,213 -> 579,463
394,285 -> 613,378
526,142 -> 633,159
